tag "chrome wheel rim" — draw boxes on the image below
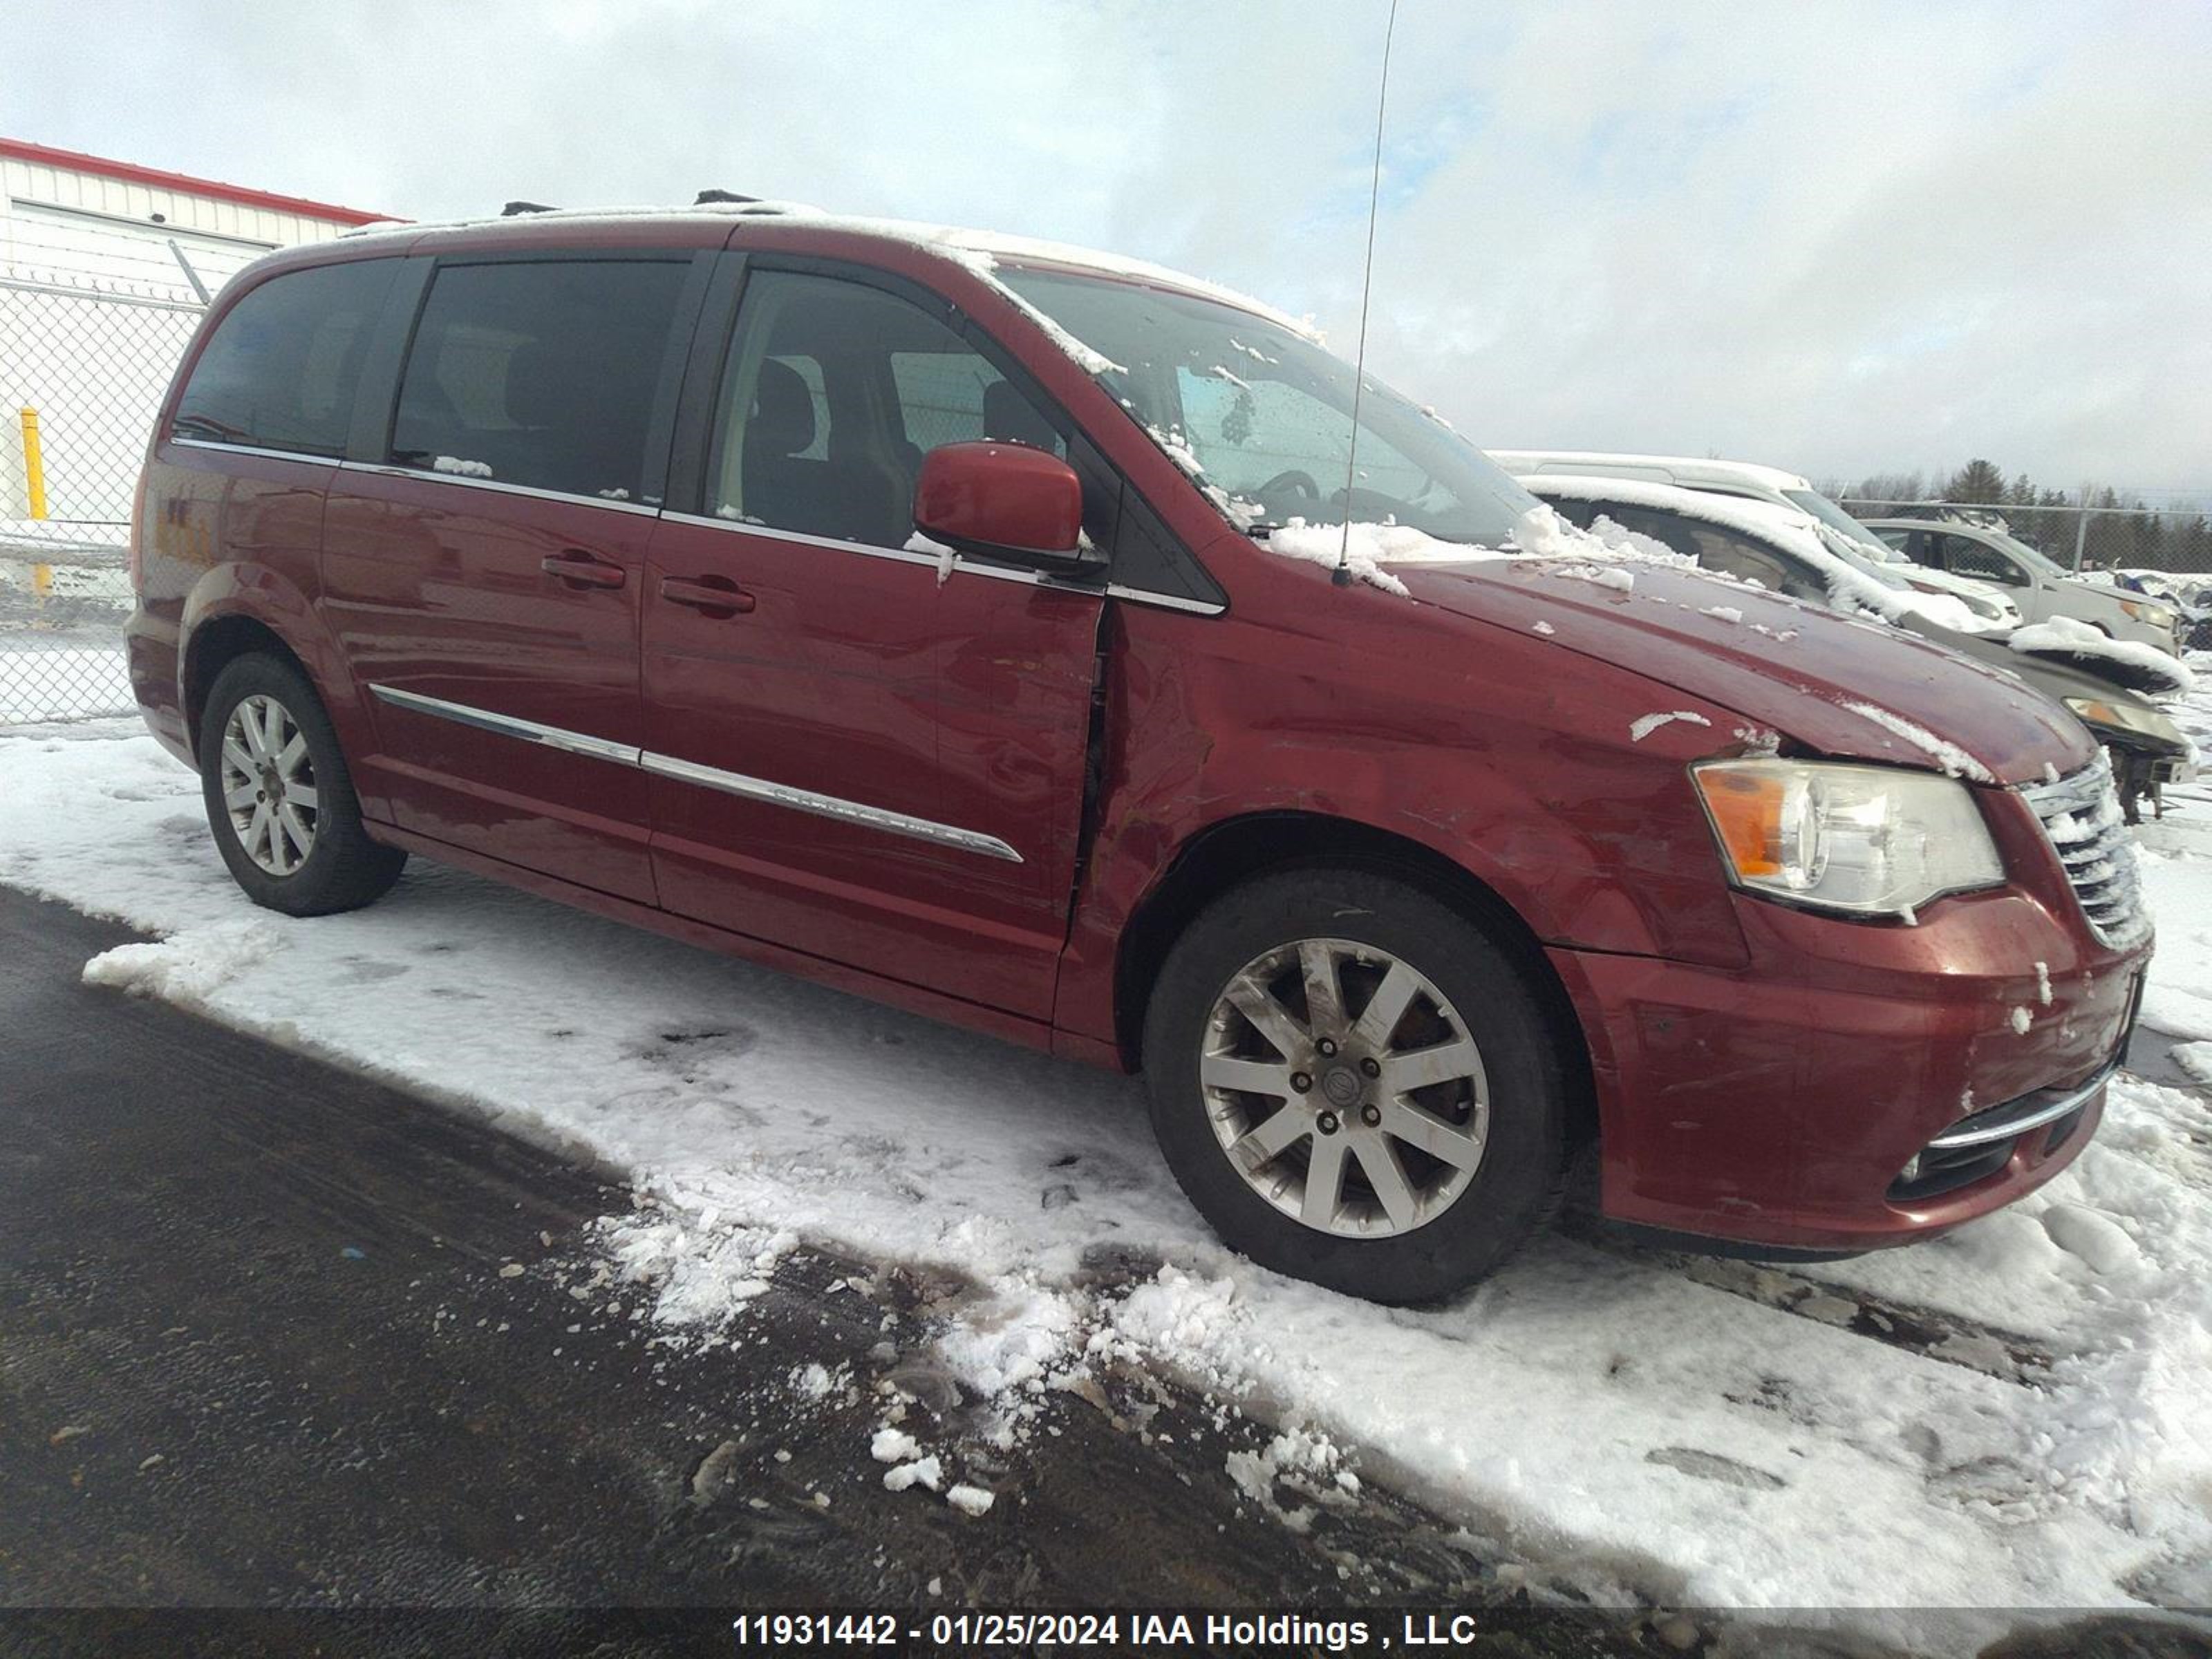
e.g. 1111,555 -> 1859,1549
219,694 -> 319,876
1201,937 -> 1490,1239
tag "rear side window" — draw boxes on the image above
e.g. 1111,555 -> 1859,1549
173,261 -> 395,457
389,259 -> 691,501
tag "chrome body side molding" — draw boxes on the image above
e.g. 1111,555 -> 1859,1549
637,751 -> 1021,862
368,683 -> 1021,863
371,684 -> 643,767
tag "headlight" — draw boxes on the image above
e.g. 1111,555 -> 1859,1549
2118,599 -> 2175,629
2065,695 -> 2182,745
1691,760 -> 2005,919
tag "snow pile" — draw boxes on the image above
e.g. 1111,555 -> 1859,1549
431,456 -> 493,478
82,918 -> 283,1007
904,530 -> 958,585
1263,505 -> 1687,598
2009,615 -> 2195,695
597,1210 -> 796,1328
1262,520 -> 1499,597
870,1422 -> 995,1515
8,724 -> 2212,1613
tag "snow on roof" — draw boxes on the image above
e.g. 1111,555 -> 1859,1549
1488,449 -> 1814,493
1517,474 -> 1982,633
339,201 -> 1310,338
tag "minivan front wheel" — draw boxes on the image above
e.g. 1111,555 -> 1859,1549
1143,869 -> 1569,1304
198,654 -> 405,916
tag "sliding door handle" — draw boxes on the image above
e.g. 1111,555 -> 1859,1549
660,575 -> 757,617
541,550 -> 627,590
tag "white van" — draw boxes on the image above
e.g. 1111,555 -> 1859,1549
1488,451 -> 2021,630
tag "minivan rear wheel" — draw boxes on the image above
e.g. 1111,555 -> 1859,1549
1143,868 -> 1569,1304
198,654 -> 405,916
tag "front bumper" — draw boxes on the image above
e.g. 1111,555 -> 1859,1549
1550,879 -> 2147,1254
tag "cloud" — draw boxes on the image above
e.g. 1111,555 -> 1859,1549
8,0 -> 2208,490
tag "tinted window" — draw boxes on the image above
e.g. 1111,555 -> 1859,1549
1554,499 -> 1821,601
1935,534 -> 2025,585
174,261 -> 395,457
892,351 -> 1065,460
389,259 -> 690,501
708,271 -> 1071,548
1680,523 -> 1798,592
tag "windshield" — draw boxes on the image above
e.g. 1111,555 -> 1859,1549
995,268 -> 1539,545
1781,487 -> 1894,555
1983,527 -> 2072,579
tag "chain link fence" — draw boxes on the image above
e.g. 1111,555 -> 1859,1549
2,263 -> 205,723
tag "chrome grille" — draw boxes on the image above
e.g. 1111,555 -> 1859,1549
2020,752 -> 2150,950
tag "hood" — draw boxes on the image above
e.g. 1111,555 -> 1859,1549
1909,621 -> 2188,755
1394,559 -> 2097,786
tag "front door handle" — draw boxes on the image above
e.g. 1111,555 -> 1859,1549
660,574 -> 757,617
541,550 -> 627,590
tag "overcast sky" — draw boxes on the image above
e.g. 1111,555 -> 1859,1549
10,0 -> 2208,495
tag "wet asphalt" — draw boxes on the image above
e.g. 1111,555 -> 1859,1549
5,885 -> 2205,1659
0,887 -> 1680,1658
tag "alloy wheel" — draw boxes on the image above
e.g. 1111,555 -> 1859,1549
1199,937 -> 1490,1238
218,693 -> 319,876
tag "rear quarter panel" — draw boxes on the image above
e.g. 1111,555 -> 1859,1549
140,444 -> 377,811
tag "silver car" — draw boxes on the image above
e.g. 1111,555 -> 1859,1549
1863,518 -> 2181,653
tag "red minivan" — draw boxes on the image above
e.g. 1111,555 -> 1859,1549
127,207 -> 2150,1302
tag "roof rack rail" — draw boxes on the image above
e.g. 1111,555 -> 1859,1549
501,200 -> 558,216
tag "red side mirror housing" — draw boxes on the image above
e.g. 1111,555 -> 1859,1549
914,442 -> 1092,576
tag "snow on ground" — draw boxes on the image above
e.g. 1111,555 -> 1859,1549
3,687 -> 2211,1625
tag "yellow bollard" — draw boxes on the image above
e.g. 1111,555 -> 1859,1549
19,407 -> 46,519
20,408 -> 52,595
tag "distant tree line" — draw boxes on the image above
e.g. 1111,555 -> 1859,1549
1822,459 -> 2211,576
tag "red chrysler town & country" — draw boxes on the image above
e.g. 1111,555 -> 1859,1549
127,207 -> 2150,1302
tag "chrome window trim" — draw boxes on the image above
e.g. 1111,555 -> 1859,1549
637,751 -> 1022,863
171,436 -> 347,466
660,512 -> 943,571
658,511 -> 1225,615
171,440 -> 666,517
336,460 -> 662,516
370,684 -> 643,767
368,682 -> 1020,863
1103,582 -> 1225,616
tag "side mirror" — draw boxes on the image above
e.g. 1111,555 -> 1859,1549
914,442 -> 1096,579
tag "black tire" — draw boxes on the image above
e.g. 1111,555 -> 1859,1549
197,653 -> 406,916
1142,867 -> 1570,1304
